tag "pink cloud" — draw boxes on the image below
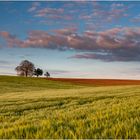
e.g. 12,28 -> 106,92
53,28 -> 77,36
1,27 -> 140,50
91,2 -> 129,23
0,31 -> 11,38
1,27 -> 140,61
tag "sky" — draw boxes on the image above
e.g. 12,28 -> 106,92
0,1 -> 140,79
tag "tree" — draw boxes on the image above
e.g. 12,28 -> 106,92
34,68 -> 43,77
44,71 -> 50,78
15,60 -> 35,77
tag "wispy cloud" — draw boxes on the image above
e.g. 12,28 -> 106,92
0,60 -> 11,65
28,2 -> 40,12
35,7 -> 64,17
131,14 -> 140,23
48,69 -> 70,75
26,1 -> 130,29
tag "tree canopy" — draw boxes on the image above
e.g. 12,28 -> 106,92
34,68 -> 43,77
44,72 -> 50,78
15,60 -> 50,78
15,60 -> 35,77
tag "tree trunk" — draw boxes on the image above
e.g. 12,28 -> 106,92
25,71 -> 28,77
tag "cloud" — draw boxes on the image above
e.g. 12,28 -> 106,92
33,6 -> 75,22
0,31 -> 13,38
1,27 -> 140,61
0,60 -> 11,65
0,31 -> 23,48
28,2 -> 40,12
48,69 -> 70,75
21,1 -> 132,34
131,14 -> 140,23
0,60 -> 16,71
92,3 -> 128,22
70,48 -> 140,62
53,28 -> 77,36
35,8 -> 64,17
71,27 -> 140,61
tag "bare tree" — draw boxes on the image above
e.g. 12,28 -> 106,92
15,60 -> 35,77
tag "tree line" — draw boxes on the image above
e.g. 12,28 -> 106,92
15,60 -> 50,78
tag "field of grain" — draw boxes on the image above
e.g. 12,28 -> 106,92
0,76 -> 140,139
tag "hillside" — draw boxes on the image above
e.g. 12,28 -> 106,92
0,76 -> 140,139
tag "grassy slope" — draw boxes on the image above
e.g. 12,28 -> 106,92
0,76 -> 81,94
0,76 -> 140,139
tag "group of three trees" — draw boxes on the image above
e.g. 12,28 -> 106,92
15,60 -> 50,78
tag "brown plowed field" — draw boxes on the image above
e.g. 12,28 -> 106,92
49,78 -> 140,86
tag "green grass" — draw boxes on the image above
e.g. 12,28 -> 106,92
0,76 -> 82,94
0,76 -> 140,139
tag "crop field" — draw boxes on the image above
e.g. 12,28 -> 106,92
0,76 -> 140,139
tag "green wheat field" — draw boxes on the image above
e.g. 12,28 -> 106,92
0,76 -> 140,139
